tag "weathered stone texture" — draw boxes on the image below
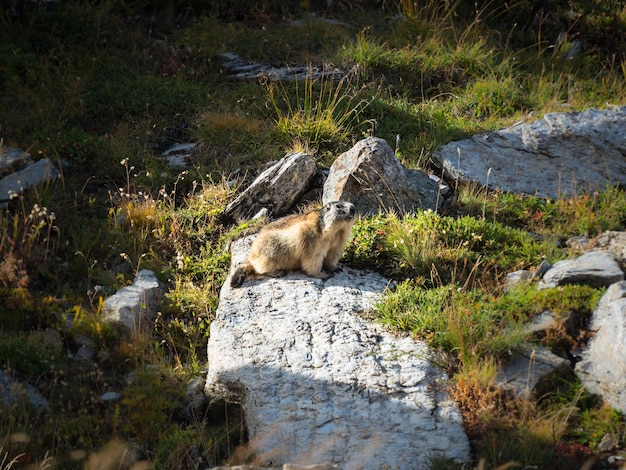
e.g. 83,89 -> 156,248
539,250 -> 624,289
223,152 -> 318,221
206,237 -> 470,469
323,137 -> 440,216
576,281 -> 626,413
432,106 -> 626,198
220,52 -> 343,82
0,145 -> 31,175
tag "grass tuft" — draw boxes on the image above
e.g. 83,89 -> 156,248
266,67 -> 377,155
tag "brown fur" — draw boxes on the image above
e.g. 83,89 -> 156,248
230,201 -> 356,288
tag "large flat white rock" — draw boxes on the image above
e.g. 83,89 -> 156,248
206,238 -> 469,469
433,106 -> 626,198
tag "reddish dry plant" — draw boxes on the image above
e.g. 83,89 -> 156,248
452,377 -> 528,441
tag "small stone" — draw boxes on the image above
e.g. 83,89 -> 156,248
162,142 -> 197,168
531,260 -> 552,280
0,370 -> 48,411
597,433 -> 619,452
101,392 -> 121,402
506,269 -> 531,288
566,235 -> 590,251
102,269 -> 163,331
0,158 -> 61,205
0,145 -> 31,175
527,311 -> 558,336
186,375 -> 207,412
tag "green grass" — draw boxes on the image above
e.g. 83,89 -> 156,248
1,0 -> 625,468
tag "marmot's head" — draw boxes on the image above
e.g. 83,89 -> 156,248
321,200 -> 356,228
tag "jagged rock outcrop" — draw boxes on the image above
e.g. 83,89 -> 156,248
223,152 -> 318,222
432,106 -> 626,199
102,270 -> 162,331
576,281 -> 626,413
205,237 -> 470,469
322,137 -> 440,216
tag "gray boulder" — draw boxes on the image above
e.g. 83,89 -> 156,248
0,158 -> 60,205
0,369 -> 48,411
223,152 -> 318,222
205,237 -> 470,470
576,281 -> 626,413
322,137 -> 440,216
102,270 -> 162,331
496,347 -> 571,399
0,145 -> 31,175
432,106 -> 626,198
539,250 -> 624,289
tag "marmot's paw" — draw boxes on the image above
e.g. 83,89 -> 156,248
312,271 -> 331,280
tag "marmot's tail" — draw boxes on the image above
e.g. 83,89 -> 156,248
230,262 -> 255,288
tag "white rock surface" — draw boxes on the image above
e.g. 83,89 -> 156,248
432,106 -> 626,198
205,237 -> 470,469
102,270 -> 162,331
576,281 -> 626,413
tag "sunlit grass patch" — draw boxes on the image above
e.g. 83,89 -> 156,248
266,68 -> 376,153
458,184 -> 626,239
376,282 -> 531,360
348,209 -> 555,285
376,281 -> 601,356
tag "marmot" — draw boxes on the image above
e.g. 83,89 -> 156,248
230,200 -> 356,288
